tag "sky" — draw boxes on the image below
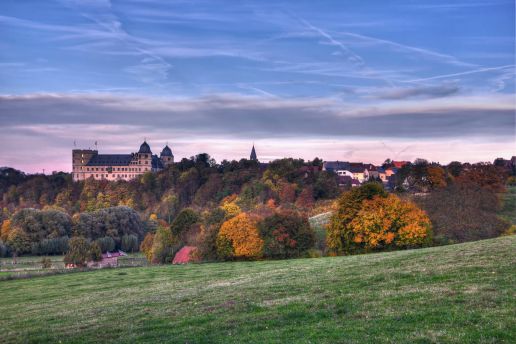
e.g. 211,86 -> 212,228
0,0 -> 514,173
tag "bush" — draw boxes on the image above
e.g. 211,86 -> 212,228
258,210 -> 314,259
40,257 -> 52,269
217,213 -> 263,260
140,233 -> 155,262
170,208 -> 200,241
0,241 -> 9,257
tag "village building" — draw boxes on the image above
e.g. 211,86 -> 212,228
72,141 -> 174,181
87,250 -> 127,268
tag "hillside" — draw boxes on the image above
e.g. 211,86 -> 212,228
1,236 -> 515,343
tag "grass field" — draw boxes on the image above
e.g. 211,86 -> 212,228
0,236 -> 515,343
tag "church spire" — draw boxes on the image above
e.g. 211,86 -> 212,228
250,144 -> 257,161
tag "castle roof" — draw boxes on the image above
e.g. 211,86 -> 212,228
152,155 -> 164,169
138,141 -> 151,154
160,145 -> 173,157
86,154 -> 133,166
250,145 -> 257,161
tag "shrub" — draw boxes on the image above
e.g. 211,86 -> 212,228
217,213 -> 263,260
40,257 -> 52,269
258,210 -> 314,259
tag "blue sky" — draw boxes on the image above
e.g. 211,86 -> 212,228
0,0 -> 514,172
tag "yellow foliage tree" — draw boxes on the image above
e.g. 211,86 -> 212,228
220,201 -> 242,220
140,232 -> 155,262
217,213 -> 263,259
1,219 -> 11,242
350,194 -> 431,250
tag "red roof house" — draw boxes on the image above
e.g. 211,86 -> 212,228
173,246 -> 198,264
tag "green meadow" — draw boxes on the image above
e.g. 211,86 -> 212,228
1,235 -> 515,343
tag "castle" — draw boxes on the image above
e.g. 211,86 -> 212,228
72,141 -> 174,181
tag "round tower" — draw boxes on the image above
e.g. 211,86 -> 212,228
160,145 -> 174,166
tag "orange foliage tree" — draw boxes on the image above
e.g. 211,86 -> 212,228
350,194 -> 432,250
217,213 -> 263,260
140,232 -> 155,262
427,166 -> 447,189
1,219 -> 11,242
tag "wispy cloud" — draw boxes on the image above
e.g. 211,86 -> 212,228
405,64 -> 515,82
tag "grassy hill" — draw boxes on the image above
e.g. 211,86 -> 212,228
1,236 -> 515,343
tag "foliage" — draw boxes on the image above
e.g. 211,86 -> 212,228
170,208 -> 200,238
1,219 -> 11,242
416,184 -> 510,244
349,195 -> 432,250
140,233 -> 155,262
31,237 -> 69,255
121,234 -> 139,253
7,227 -> 31,258
96,236 -> 116,253
217,213 -> 263,260
258,210 -> 314,259
151,226 -> 178,264
63,237 -> 94,267
40,257 -> 52,269
327,183 -> 387,254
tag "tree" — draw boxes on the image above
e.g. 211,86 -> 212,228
121,234 -> 139,252
258,210 -> 314,259
416,184 -> 510,244
427,166 -> 447,189
64,237 -> 93,267
170,208 -> 200,244
217,213 -> 263,260
140,233 -> 155,262
89,241 -> 102,262
6,227 -> 31,263
327,183 -> 387,255
1,219 -> 11,242
313,172 -> 339,199
151,226 -> 178,264
349,195 -> 432,250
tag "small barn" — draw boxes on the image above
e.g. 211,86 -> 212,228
172,246 -> 197,264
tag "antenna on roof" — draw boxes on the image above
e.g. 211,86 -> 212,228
94,141 -> 98,150
73,140 -> 77,148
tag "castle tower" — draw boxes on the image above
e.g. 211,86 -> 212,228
72,149 -> 97,181
160,145 -> 174,166
137,141 -> 153,172
250,144 -> 257,161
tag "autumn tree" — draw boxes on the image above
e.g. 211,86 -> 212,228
217,213 -> 263,260
327,183 -> 387,255
140,232 -> 155,262
64,237 -> 95,267
258,210 -> 314,259
349,195 -> 432,251
427,166 -> 447,189
151,226 -> 178,264
1,219 -> 11,242
6,227 -> 31,263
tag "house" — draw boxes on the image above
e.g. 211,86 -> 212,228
392,161 -> 409,169
349,163 -> 367,183
385,167 -> 398,177
87,250 -> 126,268
377,168 -> 388,183
322,161 -> 350,173
364,165 -> 379,181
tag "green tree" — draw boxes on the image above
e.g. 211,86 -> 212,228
64,237 -> 92,267
6,227 -> 31,263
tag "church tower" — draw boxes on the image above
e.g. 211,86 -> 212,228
250,144 -> 257,161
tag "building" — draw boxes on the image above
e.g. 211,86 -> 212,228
250,144 -> 257,161
72,141 -> 174,181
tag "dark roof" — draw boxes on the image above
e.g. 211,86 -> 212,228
152,155 -> 164,169
86,154 -> 133,166
161,145 -> 173,157
323,161 -> 350,172
138,141 -> 152,154
250,145 -> 257,160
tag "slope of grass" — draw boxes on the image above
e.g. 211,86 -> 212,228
500,186 -> 516,225
1,236 -> 515,343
